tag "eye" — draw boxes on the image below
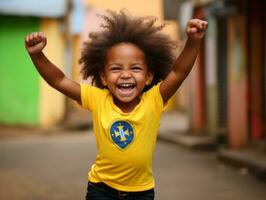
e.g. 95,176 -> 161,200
109,65 -> 121,72
131,65 -> 143,72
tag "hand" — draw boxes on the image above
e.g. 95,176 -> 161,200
25,32 -> 47,54
186,19 -> 208,40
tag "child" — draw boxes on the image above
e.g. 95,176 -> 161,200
25,10 -> 207,200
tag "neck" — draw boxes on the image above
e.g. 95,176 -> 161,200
114,97 -> 140,113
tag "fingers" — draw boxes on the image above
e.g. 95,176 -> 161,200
25,32 -> 47,54
25,32 -> 46,47
187,19 -> 208,33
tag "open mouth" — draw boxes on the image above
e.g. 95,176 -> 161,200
117,83 -> 136,96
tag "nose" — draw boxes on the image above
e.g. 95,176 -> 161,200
120,70 -> 131,79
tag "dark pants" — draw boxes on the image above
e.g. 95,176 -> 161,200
85,182 -> 155,200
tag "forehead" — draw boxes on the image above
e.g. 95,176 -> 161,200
106,43 -> 146,63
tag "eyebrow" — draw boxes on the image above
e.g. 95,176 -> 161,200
131,63 -> 144,65
106,62 -> 123,67
107,62 -> 145,66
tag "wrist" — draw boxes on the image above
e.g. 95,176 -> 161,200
29,51 -> 44,59
187,36 -> 202,43
29,50 -> 43,55
186,37 -> 202,48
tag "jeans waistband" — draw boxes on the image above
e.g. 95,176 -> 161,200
88,181 -> 153,197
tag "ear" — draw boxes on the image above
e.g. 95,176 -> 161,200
100,71 -> 107,86
145,71 -> 154,85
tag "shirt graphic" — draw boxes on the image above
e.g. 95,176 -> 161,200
110,120 -> 134,150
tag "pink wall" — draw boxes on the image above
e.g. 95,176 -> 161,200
227,16 -> 248,149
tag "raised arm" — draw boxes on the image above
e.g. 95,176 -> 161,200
25,32 -> 81,103
160,19 -> 208,103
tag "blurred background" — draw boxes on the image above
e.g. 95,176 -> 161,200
0,0 -> 265,199
1,0 -> 265,152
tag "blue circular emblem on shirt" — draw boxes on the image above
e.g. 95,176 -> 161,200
110,120 -> 134,150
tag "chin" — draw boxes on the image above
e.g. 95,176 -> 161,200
118,97 -> 136,103
115,94 -> 139,103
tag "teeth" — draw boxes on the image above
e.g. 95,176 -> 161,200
119,83 -> 134,87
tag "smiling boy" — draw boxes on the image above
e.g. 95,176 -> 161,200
25,10 -> 207,200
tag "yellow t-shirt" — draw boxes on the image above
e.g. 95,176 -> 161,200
81,83 -> 166,192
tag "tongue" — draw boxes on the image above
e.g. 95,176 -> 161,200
118,86 -> 134,95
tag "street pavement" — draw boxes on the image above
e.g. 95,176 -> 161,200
0,130 -> 265,200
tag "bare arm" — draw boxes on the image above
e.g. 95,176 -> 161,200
25,32 -> 81,103
160,19 -> 208,103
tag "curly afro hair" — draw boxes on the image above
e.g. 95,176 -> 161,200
79,10 -> 177,91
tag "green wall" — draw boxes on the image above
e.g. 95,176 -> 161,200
0,15 -> 40,126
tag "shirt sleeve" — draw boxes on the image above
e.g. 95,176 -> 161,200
80,84 -> 106,111
145,82 -> 168,112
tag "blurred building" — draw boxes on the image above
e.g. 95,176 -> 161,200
0,0 -> 86,128
165,0 -> 265,150
0,0 -> 67,127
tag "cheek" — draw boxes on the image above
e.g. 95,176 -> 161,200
105,74 -> 118,84
136,75 -> 149,87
